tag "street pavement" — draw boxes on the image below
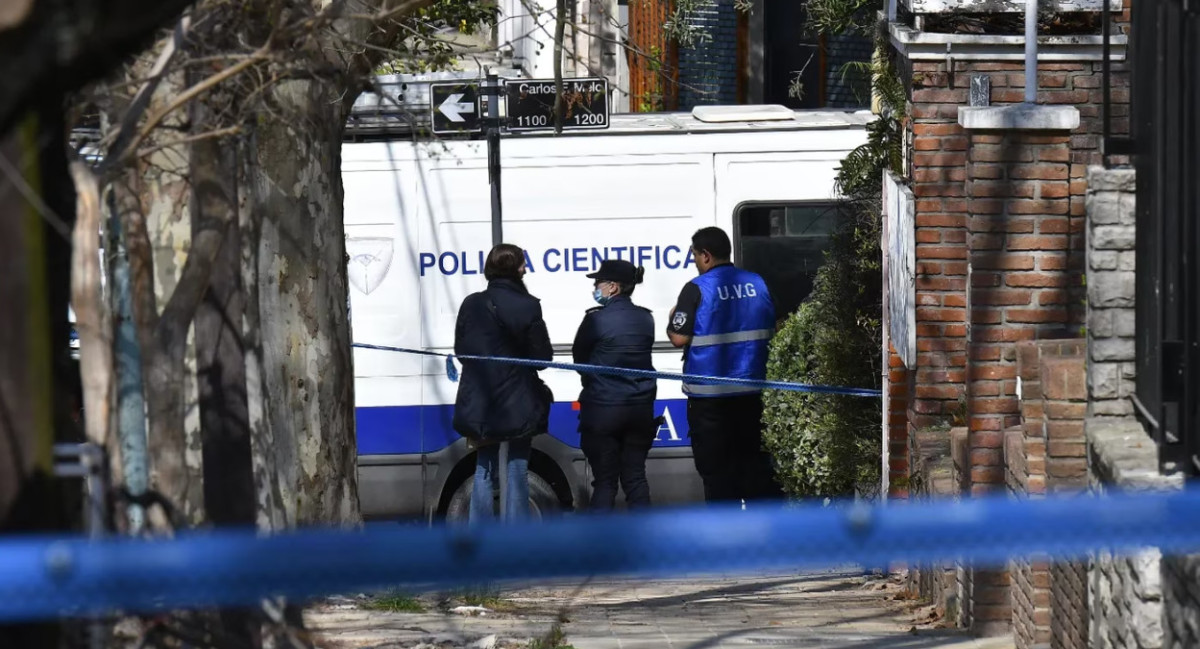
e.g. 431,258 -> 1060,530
305,569 -> 1015,649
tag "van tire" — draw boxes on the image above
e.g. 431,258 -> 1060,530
445,470 -> 562,522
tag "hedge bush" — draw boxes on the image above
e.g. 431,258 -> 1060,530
762,207 -> 883,499
761,30 -> 902,500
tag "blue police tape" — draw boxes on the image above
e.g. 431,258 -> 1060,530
2,487 -> 1200,622
352,342 -> 883,398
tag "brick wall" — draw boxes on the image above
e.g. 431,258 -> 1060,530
964,130 -> 1081,497
907,425 -> 959,617
1039,344 -> 1089,649
1051,560 -> 1088,649
1040,351 -> 1088,492
677,0 -> 738,108
887,345 -> 911,498
894,54 -> 1120,634
891,20 -> 1133,640
903,60 -> 1121,422
1011,557 -> 1051,649
1006,339 -> 1085,649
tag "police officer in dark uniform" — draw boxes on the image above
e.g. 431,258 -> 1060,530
572,259 -> 658,511
666,227 -> 784,505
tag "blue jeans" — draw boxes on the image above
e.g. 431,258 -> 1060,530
469,438 -> 532,523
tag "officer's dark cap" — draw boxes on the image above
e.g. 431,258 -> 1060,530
587,259 -> 644,284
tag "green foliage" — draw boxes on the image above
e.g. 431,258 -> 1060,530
528,623 -> 574,649
663,0 -> 718,48
762,205 -> 883,498
761,33 -> 904,500
374,0 -> 500,75
805,0 -> 882,37
665,0 -> 754,48
449,586 -> 519,612
639,45 -> 668,113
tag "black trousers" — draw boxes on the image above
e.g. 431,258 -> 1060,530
687,394 -> 784,505
579,402 -> 656,511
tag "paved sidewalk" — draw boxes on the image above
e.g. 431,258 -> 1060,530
307,570 -> 1015,649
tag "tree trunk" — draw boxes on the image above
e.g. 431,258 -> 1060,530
114,58 -> 209,526
69,162 -> 114,460
193,109 -> 260,647
193,105 -> 256,531
243,79 -> 358,529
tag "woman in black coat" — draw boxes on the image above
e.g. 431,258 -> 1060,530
452,243 -> 554,522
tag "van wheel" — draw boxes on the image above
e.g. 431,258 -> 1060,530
445,471 -> 562,522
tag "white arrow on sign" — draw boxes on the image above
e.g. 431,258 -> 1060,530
438,93 -> 474,123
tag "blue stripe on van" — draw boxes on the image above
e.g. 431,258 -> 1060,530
356,400 -> 692,456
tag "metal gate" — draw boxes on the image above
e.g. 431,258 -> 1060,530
1122,0 -> 1200,478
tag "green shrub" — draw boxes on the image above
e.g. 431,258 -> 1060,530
762,30 -> 901,500
763,209 -> 883,499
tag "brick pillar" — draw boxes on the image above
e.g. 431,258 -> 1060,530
1009,340 -> 1085,649
908,70 -> 970,434
959,104 -> 1081,638
1040,346 -> 1090,649
1040,352 -> 1087,491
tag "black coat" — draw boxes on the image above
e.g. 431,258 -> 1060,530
571,295 -> 657,406
452,279 -> 554,441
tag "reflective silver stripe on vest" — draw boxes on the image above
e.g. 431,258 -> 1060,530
689,328 -> 774,348
682,383 -> 763,396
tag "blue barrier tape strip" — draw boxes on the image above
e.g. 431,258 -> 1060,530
352,342 -> 882,398
1,488 -> 1199,622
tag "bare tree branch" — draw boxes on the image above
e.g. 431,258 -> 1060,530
99,13 -> 193,177
115,46 -> 271,171
135,126 -> 242,161
68,162 -> 113,448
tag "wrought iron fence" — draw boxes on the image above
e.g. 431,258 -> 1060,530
1119,0 -> 1200,477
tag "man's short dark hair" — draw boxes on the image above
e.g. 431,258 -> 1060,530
484,243 -> 525,281
691,227 -> 732,261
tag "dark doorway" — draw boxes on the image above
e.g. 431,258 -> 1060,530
763,0 -> 822,108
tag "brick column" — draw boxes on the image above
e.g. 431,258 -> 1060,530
958,104 -> 1081,638
908,70 -> 970,434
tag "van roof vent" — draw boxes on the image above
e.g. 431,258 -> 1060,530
691,104 -> 796,123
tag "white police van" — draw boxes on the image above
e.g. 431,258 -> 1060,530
343,104 -> 872,520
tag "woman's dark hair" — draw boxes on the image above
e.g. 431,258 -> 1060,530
484,243 -> 526,281
617,266 -> 646,297
691,227 -> 732,261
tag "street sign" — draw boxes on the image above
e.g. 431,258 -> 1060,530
430,82 -> 482,135
503,78 -> 610,133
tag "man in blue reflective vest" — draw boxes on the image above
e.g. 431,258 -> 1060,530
667,227 -> 784,505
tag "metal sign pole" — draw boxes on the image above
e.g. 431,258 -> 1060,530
484,72 -> 510,522
488,72 -> 503,246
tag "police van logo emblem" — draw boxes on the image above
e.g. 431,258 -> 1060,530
346,237 -> 394,295
672,311 -> 686,328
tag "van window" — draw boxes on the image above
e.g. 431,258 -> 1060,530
735,202 -> 842,319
